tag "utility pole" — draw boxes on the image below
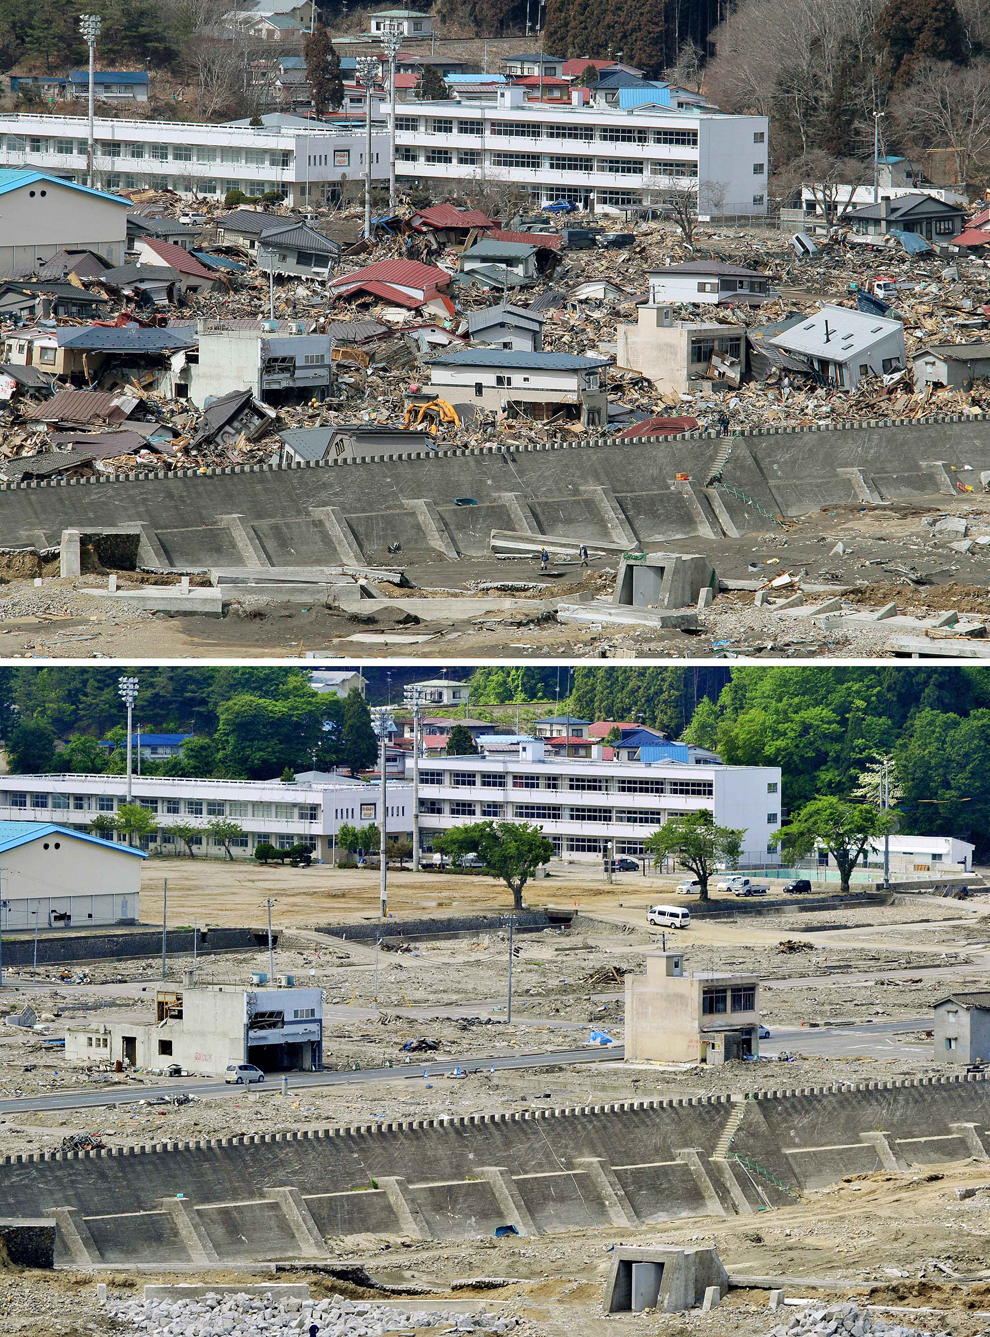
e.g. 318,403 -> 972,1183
118,676 -> 139,832
881,756 -> 891,890
411,689 -> 422,872
507,918 -> 514,1022
380,22 -> 402,209
262,898 -> 276,981
79,14 -> 101,190
0,873 -> 6,987
161,879 -> 168,980
371,705 -> 392,917
356,55 -> 377,240
873,110 -> 884,204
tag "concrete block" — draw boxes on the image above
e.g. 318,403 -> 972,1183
949,539 -> 974,553
46,1206 -> 101,1266
934,611 -> 959,627
96,1284 -> 107,1303
557,603 -> 699,631
702,1286 -> 721,1312
873,603 -> 898,620
59,529 -> 81,578
754,589 -> 768,607
934,516 -> 968,537
697,586 -> 714,609
613,552 -> 716,611
107,573 -> 117,593
477,1167 -> 540,1238
574,1157 -> 640,1227
768,1289 -> 785,1310
142,1285 -> 310,1303
776,593 -> 804,610
85,587 -> 224,617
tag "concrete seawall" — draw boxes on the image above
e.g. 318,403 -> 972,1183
5,1071 -> 989,1265
0,415 -> 984,567
1,926 -> 280,968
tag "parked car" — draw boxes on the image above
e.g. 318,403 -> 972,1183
597,232 -> 635,248
783,879 -> 813,894
562,228 -> 601,249
647,904 -> 690,929
458,853 -> 483,868
758,1025 -> 771,1039
675,879 -> 702,895
716,875 -> 751,892
606,857 -> 640,872
544,198 -> 578,213
225,1063 -> 265,1084
732,883 -> 768,897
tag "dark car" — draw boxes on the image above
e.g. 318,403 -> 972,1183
606,857 -> 640,872
782,879 -> 813,894
562,228 -> 601,249
597,232 -> 635,249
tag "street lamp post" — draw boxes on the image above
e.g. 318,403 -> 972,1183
117,676 -> 139,820
356,56 -> 378,240
79,15 -> 102,190
380,22 -> 402,209
371,706 -> 393,917
409,689 -> 423,872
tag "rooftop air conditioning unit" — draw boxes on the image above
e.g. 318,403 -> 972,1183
261,319 -> 279,333
275,973 -> 294,987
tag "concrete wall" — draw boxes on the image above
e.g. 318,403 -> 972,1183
7,1072 -> 990,1265
0,414 -> 986,566
0,925 -> 280,967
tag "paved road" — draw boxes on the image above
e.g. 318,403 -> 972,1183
0,1043 -> 626,1116
762,1018 -> 932,1059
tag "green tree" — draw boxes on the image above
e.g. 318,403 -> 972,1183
89,813 -> 117,839
340,689 -> 379,774
576,62 -> 600,86
206,817 -> 245,859
167,821 -> 202,858
433,820 -> 553,910
59,735 -> 110,773
644,811 -> 744,901
7,719 -> 56,773
338,822 -> 380,856
305,25 -> 345,117
417,64 -> 448,99
114,803 -> 157,846
255,841 -> 278,864
682,697 -> 720,750
775,797 -> 895,894
161,735 -> 218,778
446,724 -> 479,755
281,766 -> 296,782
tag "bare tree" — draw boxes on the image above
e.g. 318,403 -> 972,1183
775,150 -> 873,225
654,178 -> 726,241
666,38 -> 704,91
891,57 -> 990,188
180,0 -> 252,120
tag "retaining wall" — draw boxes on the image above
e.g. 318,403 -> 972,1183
7,1071 -> 990,1265
0,416 -> 984,566
1,926 -> 279,967
314,910 -> 561,942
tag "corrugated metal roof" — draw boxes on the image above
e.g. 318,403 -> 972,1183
487,229 -> 561,251
0,821 -> 147,858
463,239 -> 539,258
21,388 -> 135,423
141,238 -> 216,278
428,348 -> 610,370
329,259 -> 450,290
0,168 -> 129,206
409,204 -> 494,230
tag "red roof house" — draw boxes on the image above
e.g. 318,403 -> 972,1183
135,237 -> 216,284
328,259 -> 454,314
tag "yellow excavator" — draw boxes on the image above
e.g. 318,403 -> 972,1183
402,395 -> 460,434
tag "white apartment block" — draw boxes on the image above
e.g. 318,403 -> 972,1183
0,774 -> 412,863
0,113 -> 388,207
382,89 -> 769,214
412,740 -> 782,862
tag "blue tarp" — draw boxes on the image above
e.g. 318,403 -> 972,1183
889,229 -> 933,255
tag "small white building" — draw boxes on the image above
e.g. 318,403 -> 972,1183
370,7 -> 433,36
617,304 -> 745,391
912,344 -> 990,391
309,669 -> 367,697
768,304 -> 906,390
864,833 -> 974,873
646,261 -> 769,307
427,348 -> 609,427
66,981 -> 323,1076
0,168 -> 129,278
403,678 -> 470,707
187,319 -> 332,408
0,821 -> 144,931
467,303 -> 544,352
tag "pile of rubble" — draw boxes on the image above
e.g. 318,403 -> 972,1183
107,1292 -> 523,1337
768,1301 -> 950,1337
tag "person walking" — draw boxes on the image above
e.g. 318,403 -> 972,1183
540,547 -> 549,572
579,543 -> 589,568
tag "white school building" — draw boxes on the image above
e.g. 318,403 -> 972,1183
0,91 -> 768,214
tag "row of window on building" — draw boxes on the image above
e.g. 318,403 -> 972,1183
419,798 -> 778,826
419,772 -> 721,796
396,147 -> 698,176
3,136 -> 293,168
702,986 -> 756,1015
395,117 -> 705,146
6,792 -> 321,820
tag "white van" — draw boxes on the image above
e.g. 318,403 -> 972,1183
647,904 -> 690,929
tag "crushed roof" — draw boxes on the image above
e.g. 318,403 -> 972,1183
21,388 -> 136,424
139,238 -> 216,278
329,259 -> 451,291
58,324 -> 198,353
408,204 -> 495,230
618,415 -> 699,438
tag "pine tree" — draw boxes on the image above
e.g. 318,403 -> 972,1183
875,0 -> 967,88
305,26 -> 345,118
417,64 -> 448,100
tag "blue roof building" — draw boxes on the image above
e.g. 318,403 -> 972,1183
0,822 -> 145,932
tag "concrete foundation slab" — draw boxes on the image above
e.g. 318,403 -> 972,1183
84,588 -> 224,617
557,603 -> 698,630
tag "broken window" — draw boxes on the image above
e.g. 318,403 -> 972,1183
156,992 -> 183,1022
262,356 -> 296,376
248,1011 -> 285,1030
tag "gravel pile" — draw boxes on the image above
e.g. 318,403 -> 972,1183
769,1302 -> 949,1337
108,1292 -> 522,1337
